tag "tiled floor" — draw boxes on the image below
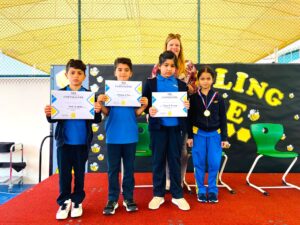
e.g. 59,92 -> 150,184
0,184 -> 34,205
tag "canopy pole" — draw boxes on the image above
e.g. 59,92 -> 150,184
78,0 -> 82,60
197,0 -> 200,64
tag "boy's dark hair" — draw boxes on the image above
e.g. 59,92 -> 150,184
158,51 -> 178,68
197,65 -> 216,80
114,57 -> 133,71
66,59 -> 86,73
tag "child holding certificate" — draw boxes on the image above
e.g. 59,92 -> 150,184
150,33 -> 198,192
44,59 -> 102,220
97,57 -> 148,215
142,51 -> 190,211
187,65 -> 229,203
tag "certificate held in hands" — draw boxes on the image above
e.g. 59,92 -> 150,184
152,92 -> 187,117
105,80 -> 142,107
51,90 -> 95,120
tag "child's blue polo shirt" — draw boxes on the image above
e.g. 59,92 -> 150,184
157,74 -> 179,126
63,86 -> 87,145
105,106 -> 138,144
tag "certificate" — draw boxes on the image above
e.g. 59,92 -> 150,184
51,90 -> 95,119
105,80 -> 142,107
152,92 -> 187,117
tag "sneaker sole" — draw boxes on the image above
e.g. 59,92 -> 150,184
171,199 -> 190,211
208,200 -> 219,203
103,203 -> 119,215
123,202 -> 138,212
56,214 -> 69,220
71,210 -> 83,218
197,199 -> 207,203
148,199 -> 165,210
56,203 -> 71,220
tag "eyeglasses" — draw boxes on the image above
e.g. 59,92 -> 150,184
168,33 -> 181,39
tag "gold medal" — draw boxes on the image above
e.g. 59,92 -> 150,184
204,110 -> 211,117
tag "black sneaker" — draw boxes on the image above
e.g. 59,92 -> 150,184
103,201 -> 118,215
123,199 -> 138,212
197,193 -> 207,203
208,192 -> 218,203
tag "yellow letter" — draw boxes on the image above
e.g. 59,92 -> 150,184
245,78 -> 269,99
227,99 -> 247,124
213,68 -> 232,90
232,72 -> 249,93
265,88 -> 284,106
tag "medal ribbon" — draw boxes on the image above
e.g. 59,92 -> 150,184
197,89 -> 217,111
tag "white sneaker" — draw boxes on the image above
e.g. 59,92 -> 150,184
171,198 -> 190,211
71,202 -> 83,218
148,197 -> 165,210
56,199 -> 71,220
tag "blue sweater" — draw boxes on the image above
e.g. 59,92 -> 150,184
142,77 -> 188,132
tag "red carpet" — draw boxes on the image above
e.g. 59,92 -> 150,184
0,173 -> 299,225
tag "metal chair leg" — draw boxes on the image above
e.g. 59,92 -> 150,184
246,155 -> 269,195
282,157 -> 300,190
183,178 -> 193,194
218,154 -> 235,194
183,153 -> 235,194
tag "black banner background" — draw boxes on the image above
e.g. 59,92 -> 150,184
88,64 -> 300,173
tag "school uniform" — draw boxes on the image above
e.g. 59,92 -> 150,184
105,106 -> 138,201
47,85 -> 102,206
143,75 -> 188,198
188,88 -> 227,194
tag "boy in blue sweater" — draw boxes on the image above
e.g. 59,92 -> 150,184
98,57 -> 148,215
44,59 -> 102,219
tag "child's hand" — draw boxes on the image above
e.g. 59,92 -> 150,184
140,97 -> 148,107
94,102 -> 102,113
44,105 -> 51,117
221,141 -> 231,149
149,107 -> 157,117
187,139 -> 193,147
184,100 -> 190,109
97,94 -> 107,103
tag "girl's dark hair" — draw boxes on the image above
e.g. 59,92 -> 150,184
66,59 -> 86,73
197,65 -> 216,80
114,57 -> 133,71
158,51 -> 178,68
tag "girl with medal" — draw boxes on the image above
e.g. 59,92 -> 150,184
187,65 -> 230,203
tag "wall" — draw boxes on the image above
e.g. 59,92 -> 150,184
0,78 -> 51,184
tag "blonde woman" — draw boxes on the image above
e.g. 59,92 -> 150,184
150,33 -> 197,190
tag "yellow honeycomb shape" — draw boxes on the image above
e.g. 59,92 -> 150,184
237,127 -> 251,142
227,123 -> 236,138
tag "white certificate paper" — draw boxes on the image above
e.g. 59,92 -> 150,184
105,80 -> 142,107
152,92 -> 187,117
51,90 -> 95,119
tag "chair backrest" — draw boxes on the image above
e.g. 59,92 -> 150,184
136,123 -> 152,157
250,123 -> 283,154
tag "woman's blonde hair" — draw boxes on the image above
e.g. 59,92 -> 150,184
164,33 -> 185,76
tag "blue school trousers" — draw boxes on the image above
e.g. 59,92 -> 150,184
57,144 -> 88,205
192,129 -> 222,194
151,125 -> 183,199
106,143 -> 136,201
